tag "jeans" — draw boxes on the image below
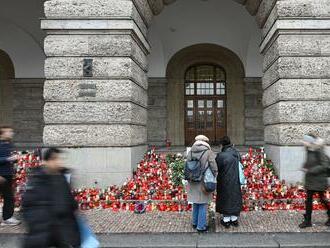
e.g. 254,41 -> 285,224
305,190 -> 330,220
192,203 -> 207,230
0,176 -> 14,220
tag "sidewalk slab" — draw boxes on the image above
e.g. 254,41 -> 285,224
98,233 -> 198,248
197,233 -> 279,248
274,233 -> 330,248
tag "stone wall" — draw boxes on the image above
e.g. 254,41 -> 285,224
41,0 -> 152,187
261,0 -> 330,183
244,78 -> 264,146
147,78 -> 167,146
12,79 -> 44,148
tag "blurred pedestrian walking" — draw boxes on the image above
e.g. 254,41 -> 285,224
22,148 -> 81,247
299,134 -> 330,228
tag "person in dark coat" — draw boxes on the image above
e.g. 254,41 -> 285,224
215,136 -> 242,228
299,134 -> 330,228
22,148 -> 81,248
0,125 -> 21,226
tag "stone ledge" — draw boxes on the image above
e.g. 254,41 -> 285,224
44,34 -> 148,71
264,101 -> 330,125
261,19 -> 330,53
44,0 -> 147,36
44,57 -> 148,89
43,124 -> 147,147
263,0 -> 330,39
44,102 -> 147,125
41,19 -> 150,52
265,123 -> 330,145
44,79 -> 147,107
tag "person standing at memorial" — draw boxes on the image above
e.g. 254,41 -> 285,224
186,135 -> 217,233
0,125 -> 21,226
215,136 -> 242,228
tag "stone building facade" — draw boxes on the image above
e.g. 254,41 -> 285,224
0,0 -> 329,187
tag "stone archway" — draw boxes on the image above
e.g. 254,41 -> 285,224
0,50 -> 14,125
166,44 -> 245,146
147,0 -> 269,27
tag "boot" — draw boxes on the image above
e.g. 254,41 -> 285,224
299,214 -> 312,229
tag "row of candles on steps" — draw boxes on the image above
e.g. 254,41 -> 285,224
2,149 -> 330,212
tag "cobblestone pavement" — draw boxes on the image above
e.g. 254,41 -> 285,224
0,210 -> 329,234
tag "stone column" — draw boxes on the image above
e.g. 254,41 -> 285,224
261,0 -> 330,183
41,0 -> 152,187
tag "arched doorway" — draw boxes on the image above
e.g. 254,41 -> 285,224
184,64 -> 227,145
166,44 -> 245,146
0,50 -> 15,125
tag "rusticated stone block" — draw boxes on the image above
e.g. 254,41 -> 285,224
133,0 -> 153,26
43,124 -> 147,146
245,117 -> 264,129
44,102 -> 147,125
263,79 -> 330,107
256,0 -> 276,28
44,57 -> 147,89
44,80 -> 147,107
44,0 -> 147,35
44,35 -> 147,70
264,34 -> 330,70
263,57 -> 330,89
148,107 -> 167,119
277,0 -> 330,18
265,123 -> 330,145
264,101 -> 330,125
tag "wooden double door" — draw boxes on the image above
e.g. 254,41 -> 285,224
184,65 -> 227,146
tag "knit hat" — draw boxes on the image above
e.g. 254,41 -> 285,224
195,135 -> 209,142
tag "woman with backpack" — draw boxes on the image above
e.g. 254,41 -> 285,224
185,135 -> 217,233
299,134 -> 330,228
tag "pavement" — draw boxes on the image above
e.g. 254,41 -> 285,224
0,210 -> 329,247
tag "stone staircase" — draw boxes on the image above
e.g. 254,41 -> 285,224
155,145 -> 263,156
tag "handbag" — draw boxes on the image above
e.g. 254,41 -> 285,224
76,215 -> 100,248
203,162 -> 217,193
238,161 -> 247,185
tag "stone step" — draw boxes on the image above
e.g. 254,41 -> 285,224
155,145 -> 264,156
2,233 -> 329,248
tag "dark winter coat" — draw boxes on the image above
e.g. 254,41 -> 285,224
22,167 -> 80,248
304,139 -> 329,192
0,140 -> 15,176
215,145 -> 242,215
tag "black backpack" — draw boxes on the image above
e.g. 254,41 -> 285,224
184,150 -> 207,182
